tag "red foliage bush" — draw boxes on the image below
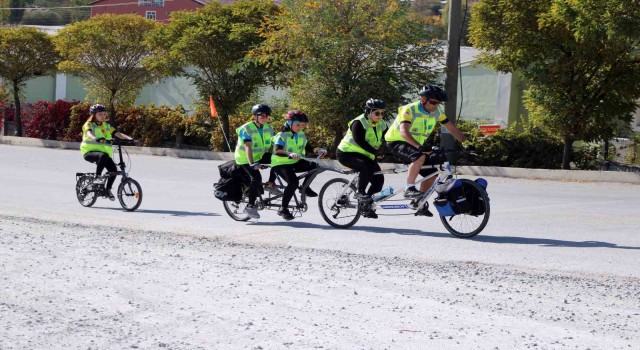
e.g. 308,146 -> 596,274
24,100 -> 80,140
0,102 -> 35,135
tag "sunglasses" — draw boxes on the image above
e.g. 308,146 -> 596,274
427,100 -> 442,105
372,111 -> 385,117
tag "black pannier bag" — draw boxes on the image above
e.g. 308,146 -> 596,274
433,180 -> 486,216
214,177 -> 245,201
213,160 -> 249,201
468,178 -> 488,215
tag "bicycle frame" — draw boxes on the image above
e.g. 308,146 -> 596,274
251,158 -> 337,214
334,162 -> 454,214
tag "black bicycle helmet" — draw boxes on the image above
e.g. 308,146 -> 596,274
364,98 -> 386,114
284,110 -> 309,123
418,84 -> 448,102
251,103 -> 272,115
89,103 -> 107,114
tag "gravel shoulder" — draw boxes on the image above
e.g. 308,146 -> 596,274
1,214 -> 638,350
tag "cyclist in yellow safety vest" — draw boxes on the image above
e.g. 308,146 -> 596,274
385,84 -> 468,216
81,104 -> 133,201
234,103 -> 280,220
336,98 -> 388,219
271,110 -> 327,221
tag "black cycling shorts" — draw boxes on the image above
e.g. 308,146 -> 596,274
387,141 -> 438,177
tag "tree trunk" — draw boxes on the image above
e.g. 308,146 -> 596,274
2,107 -> 8,136
109,89 -> 117,127
562,134 -> 573,170
176,130 -> 184,148
13,80 -> 22,137
332,124 -> 342,153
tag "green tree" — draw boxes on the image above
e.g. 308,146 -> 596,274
7,0 -> 35,24
147,0 -> 281,151
54,14 -> 163,117
0,26 -> 59,136
470,0 -> 640,169
0,0 -> 9,24
254,0 -> 442,150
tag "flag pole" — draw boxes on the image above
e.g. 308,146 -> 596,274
209,96 -> 232,152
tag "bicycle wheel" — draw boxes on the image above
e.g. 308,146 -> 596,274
76,175 -> 97,207
439,179 -> 490,238
118,178 -> 143,211
318,178 -> 361,229
223,199 -> 251,221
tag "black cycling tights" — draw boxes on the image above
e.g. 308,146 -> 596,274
336,151 -> 384,195
273,159 -> 317,209
84,151 -> 117,191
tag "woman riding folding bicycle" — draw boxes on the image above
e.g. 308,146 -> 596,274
80,104 -> 133,201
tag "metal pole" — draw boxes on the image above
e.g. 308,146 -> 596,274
441,0 -> 462,151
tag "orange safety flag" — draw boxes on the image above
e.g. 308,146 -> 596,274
209,95 -> 218,118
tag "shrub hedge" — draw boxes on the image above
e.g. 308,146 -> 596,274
0,98 -> 626,170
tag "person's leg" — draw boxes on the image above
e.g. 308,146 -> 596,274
273,165 -> 298,209
389,142 -> 425,197
83,152 -> 104,176
241,164 -> 263,206
292,160 -> 318,197
100,155 -> 118,192
337,151 -> 370,195
260,153 -> 277,184
366,160 -> 384,195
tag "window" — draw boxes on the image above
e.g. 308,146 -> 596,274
138,0 -> 163,6
145,11 -> 156,20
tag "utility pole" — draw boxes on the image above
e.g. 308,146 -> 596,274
441,0 -> 462,151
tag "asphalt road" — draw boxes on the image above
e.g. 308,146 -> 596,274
1,144 -> 640,349
1,145 -> 638,278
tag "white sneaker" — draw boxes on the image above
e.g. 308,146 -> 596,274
243,205 -> 260,219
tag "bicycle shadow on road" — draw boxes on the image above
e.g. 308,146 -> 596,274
257,221 -> 640,250
95,207 -> 220,217
256,220 -> 450,238
474,235 -> 640,250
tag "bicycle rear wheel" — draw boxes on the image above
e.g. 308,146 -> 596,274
118,178 -> 143,211
439,179 -> 490,238
223,199 -> 251,221
318,178 -> 361,229
76,175 -> 97,207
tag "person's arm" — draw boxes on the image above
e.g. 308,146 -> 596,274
441,122 -> 467,144
86,129 -> 98,141
245,141 -> 257,166
351,121 -> 378,155
399,122 -> 422,148
274,135 -> 299,158
114,131 -> 133,140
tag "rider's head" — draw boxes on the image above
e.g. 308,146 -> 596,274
364,98 -> 385,124
88,103 -> 108,122
283,110 -> 308,133
251,103 -> 271,126
418,84 -> 447,112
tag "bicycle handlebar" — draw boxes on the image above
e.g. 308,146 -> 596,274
111,139 -> 136,146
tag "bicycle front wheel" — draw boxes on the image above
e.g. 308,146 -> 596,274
318,178 -> 361,229
76,175 -> 97,207
118,178 -> 143,211
223,199 -> 251,221
439,179 -> 490,238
